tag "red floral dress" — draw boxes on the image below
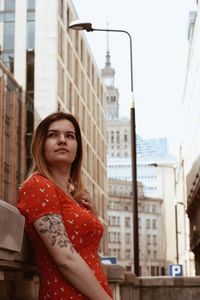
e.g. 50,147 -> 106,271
18,174 -> 112,300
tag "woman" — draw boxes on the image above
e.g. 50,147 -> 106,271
18,112 -> 113,300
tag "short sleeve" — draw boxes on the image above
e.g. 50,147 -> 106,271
18,175 -> 61,224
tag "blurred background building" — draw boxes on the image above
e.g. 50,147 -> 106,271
181,4 -> 200,275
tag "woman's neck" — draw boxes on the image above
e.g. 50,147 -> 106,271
49,165 -> 71,188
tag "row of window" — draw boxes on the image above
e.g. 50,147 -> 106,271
108,201 -> 131,211
108,248 -> 131,260
138,175 -> 156,180
109,185 -> 131,191
139,204 -> 158,214
108,165 -> 131,169
141,265 -> 164,276
143,250 -> 158,260
144,219 -> 157,230
110,152 -> 129,158
145,234 -> 157,246
108,201 -> 159,214
144,186 -> 157,191
109,217 -> 158,231
108,232 -> 131,244
109,145 -> 128,150
107,130 -> 129,144
108,216 -> 158,229
108,216 -> 131,227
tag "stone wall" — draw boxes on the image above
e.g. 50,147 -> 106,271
0,201 -> 39,300
120,275 -> 200,300
105,266 -> 200,300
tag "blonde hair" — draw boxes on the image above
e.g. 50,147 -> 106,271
28,112 -> 85,200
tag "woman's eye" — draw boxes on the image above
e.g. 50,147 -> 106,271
67,134 -> 75,139
47,132 -> 56,138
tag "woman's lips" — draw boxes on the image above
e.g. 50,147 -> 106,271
55,148 -> 69,152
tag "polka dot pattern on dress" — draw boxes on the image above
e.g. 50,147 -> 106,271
18,174 -> 113,300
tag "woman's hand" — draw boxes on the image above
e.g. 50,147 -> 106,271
79,190 -> 98,216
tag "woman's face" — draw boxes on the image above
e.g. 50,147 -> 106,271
44,119 -> 78,168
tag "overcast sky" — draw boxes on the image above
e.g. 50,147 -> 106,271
72,0 -> 197,155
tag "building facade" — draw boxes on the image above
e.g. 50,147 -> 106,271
0,60 -> 26,206
107,178 -> 165,275
181,2 -> 200,274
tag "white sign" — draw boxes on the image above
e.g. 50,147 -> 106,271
169,264 -> 183,276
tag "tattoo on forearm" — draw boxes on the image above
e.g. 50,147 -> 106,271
38,214 -> 74,253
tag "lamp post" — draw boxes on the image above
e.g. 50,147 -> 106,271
149,163 -> 179,264
68,20 -> 139,275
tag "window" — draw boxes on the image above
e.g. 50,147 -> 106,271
109,216 -> 120,226
110,232 -> 121,243
116,131 -> 120,143
152,204 -> 157,213
5,0 -> 15,10
125,217 -> 131,227
125,249 -> 131,259
125,233 -> 130,243
138,218 -> 141,229
124,131 -> 127,142
152,219 -> 157,229
146,219 -> 150,229
145,204 -> 150,213
27,19 -> 35,49
147,234 -> 151,245
4,22 -> 15,50
117,248 -> 121,258
111,131 -> 114,143
153,235 -> 157,245
27,0 -> 35,9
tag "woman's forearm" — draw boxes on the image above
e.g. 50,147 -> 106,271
34,214 -> 113,300
57,252 -> 112,300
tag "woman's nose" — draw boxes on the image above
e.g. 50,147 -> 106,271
57,134 -> 67,143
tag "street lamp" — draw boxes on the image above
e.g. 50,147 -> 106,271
148,163 -> 179,264
68,20 -> 139,275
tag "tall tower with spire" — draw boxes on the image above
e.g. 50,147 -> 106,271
101,31 -> 119,120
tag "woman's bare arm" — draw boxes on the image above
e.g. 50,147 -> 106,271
34,214 -> 112,300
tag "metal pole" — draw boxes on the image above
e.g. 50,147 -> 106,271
130,100 -> 139,275
175,203 -> 179,264
172,167 -> 179,264
92,28 -> 139,275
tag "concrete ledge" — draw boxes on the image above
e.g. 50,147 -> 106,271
138,276 -> 200,287
102,264 -> 125,282
0,200 -> 25,256
124,271 -> 138,283
120,275 -> 200,300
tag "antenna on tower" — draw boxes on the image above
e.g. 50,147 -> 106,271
106,20 -> 109,52
106,20 -> 111,67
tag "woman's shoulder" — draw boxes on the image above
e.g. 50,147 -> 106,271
20,173 -> 55,192
18,174 -> 62,222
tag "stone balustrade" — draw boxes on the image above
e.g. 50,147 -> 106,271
104,264 -> 200,300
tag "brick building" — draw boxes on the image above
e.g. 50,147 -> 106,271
0,60 -> 26,205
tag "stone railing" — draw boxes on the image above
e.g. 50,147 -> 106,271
104,264 -> 200,300
0,200 -> 39,300
0,200 -> 25,260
